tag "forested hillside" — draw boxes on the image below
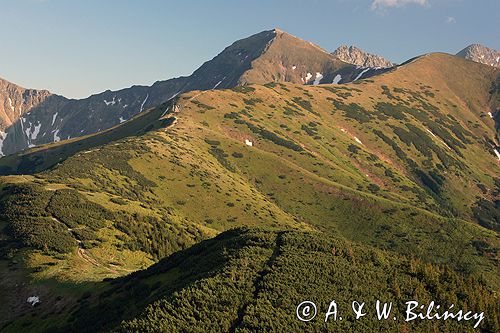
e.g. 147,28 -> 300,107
2,229 -> 498,332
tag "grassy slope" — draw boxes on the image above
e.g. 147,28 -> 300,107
0,53 -> 499,330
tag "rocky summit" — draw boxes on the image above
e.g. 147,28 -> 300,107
456,44 -> 500,68
332,45 -> 394,68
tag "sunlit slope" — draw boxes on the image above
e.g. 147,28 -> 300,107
0,53 -> 498,291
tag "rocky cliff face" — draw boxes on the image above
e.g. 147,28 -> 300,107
0,78 -> 53,155
456,44 -> 500,68
332,45 -> 394,68
0,78 -> 52,129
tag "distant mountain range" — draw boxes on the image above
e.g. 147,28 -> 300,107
0,29 -> 389,156
0,29 -> 498,157
456,44 -> 500,68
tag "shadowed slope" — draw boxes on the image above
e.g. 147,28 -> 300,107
3,229 -> 498,332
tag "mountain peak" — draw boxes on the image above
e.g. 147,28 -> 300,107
0,29 -> 388,157
236,29 -> 362,86
456,44 -> 500,68
331,44 -> 393,68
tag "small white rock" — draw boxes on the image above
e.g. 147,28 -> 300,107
27,296 -> 40,306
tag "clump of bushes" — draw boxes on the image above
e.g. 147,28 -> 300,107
232,152 -> 244,158
239,120 -> 303,152
232,86 -> 255,93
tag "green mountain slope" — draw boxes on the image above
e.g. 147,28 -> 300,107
0,53 -> 499,331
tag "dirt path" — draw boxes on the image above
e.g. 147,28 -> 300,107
77,248 -> 99,266
50,217 -> 119,273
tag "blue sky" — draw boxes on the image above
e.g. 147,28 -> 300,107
0,0 -> 498,98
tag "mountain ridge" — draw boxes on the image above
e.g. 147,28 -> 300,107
0,29 -> 387,157
0,77 -> 53,152
1,53 -> 497,271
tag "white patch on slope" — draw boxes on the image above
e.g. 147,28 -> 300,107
426,128 -> 437,139
313,72 -> 323,85
119,116 -> 126,123
8,97 -> 14,111
426,128 -> 452,150
305,72 -> 313,83
354,68 -> 370,81
24,123 -> 31,139
169,91 -> 181,100
160,106 -> 171,118
52,112 -> 58,126
19,118 -> 25,139
53,130 -> 61,142
245,139 -> 253,147
0,131 -> 7,157
340,127 -> 363,145
292,65 -> 297,70
213,77 -> 226,89
140,94 -> 149,112
494,149 -> 500,161
332,74 -> 342,84
104,97 -> 116,106
487,112 -> 493,119
31,123 -> 41,140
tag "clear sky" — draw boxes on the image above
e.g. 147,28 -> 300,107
0,0 -> 498,99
